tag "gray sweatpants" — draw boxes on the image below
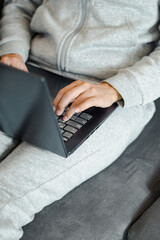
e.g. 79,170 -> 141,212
0,103 -> 156,240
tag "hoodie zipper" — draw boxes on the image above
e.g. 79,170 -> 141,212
58,0 -> 87,71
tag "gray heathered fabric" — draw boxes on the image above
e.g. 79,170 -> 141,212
0,102 -> 156,240
0,131 -> 20,162
0,0 -> 160,109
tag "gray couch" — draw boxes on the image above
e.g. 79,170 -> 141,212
1,2 -> 160,239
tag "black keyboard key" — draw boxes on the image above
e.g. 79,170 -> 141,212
61,129 -> 65,134
64,126 -> 78,134
58,122 -> 66,129
67,120 -> 82,129
63,131 -> 73,139
70,115 -> 77,121
58,117 -> 65,123
75,117 -> 87,125
80,112 -> 92,121
74,112 -> 81,117
63,137 -> 68,142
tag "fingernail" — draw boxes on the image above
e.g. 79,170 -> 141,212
53,106 -> 55,111
56,110 -> 62,115
75,108 -> 80,113
63,116 -> 68,121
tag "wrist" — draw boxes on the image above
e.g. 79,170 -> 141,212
1,53 -> 23,61
101,82 -> 122,103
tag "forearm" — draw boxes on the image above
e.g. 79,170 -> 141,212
0,0 -> 42,62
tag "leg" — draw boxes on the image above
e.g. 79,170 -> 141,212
0,131 -> 19,162
0,103 -> 156,240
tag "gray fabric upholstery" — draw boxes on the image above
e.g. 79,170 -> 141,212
21,99 -> 160,240
128,197 -> 160,240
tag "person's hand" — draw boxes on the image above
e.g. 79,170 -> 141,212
0,54 -> 28,72
53,80 -> 122,121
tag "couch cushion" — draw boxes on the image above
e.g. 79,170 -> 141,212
128,197 -> 160,240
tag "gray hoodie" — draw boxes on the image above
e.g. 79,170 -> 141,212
0,0 -> 160,108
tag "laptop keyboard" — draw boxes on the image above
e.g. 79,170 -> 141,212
57,107 -> 93,142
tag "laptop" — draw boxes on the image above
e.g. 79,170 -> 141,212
0,62 -> 117,157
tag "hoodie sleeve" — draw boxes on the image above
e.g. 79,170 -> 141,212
0,0 -> 42,62
102,45 -> 160,108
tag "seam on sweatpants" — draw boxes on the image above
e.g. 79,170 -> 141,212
0,144 -> 107,211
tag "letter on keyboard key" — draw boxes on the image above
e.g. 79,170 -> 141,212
64,126 -> 78,134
